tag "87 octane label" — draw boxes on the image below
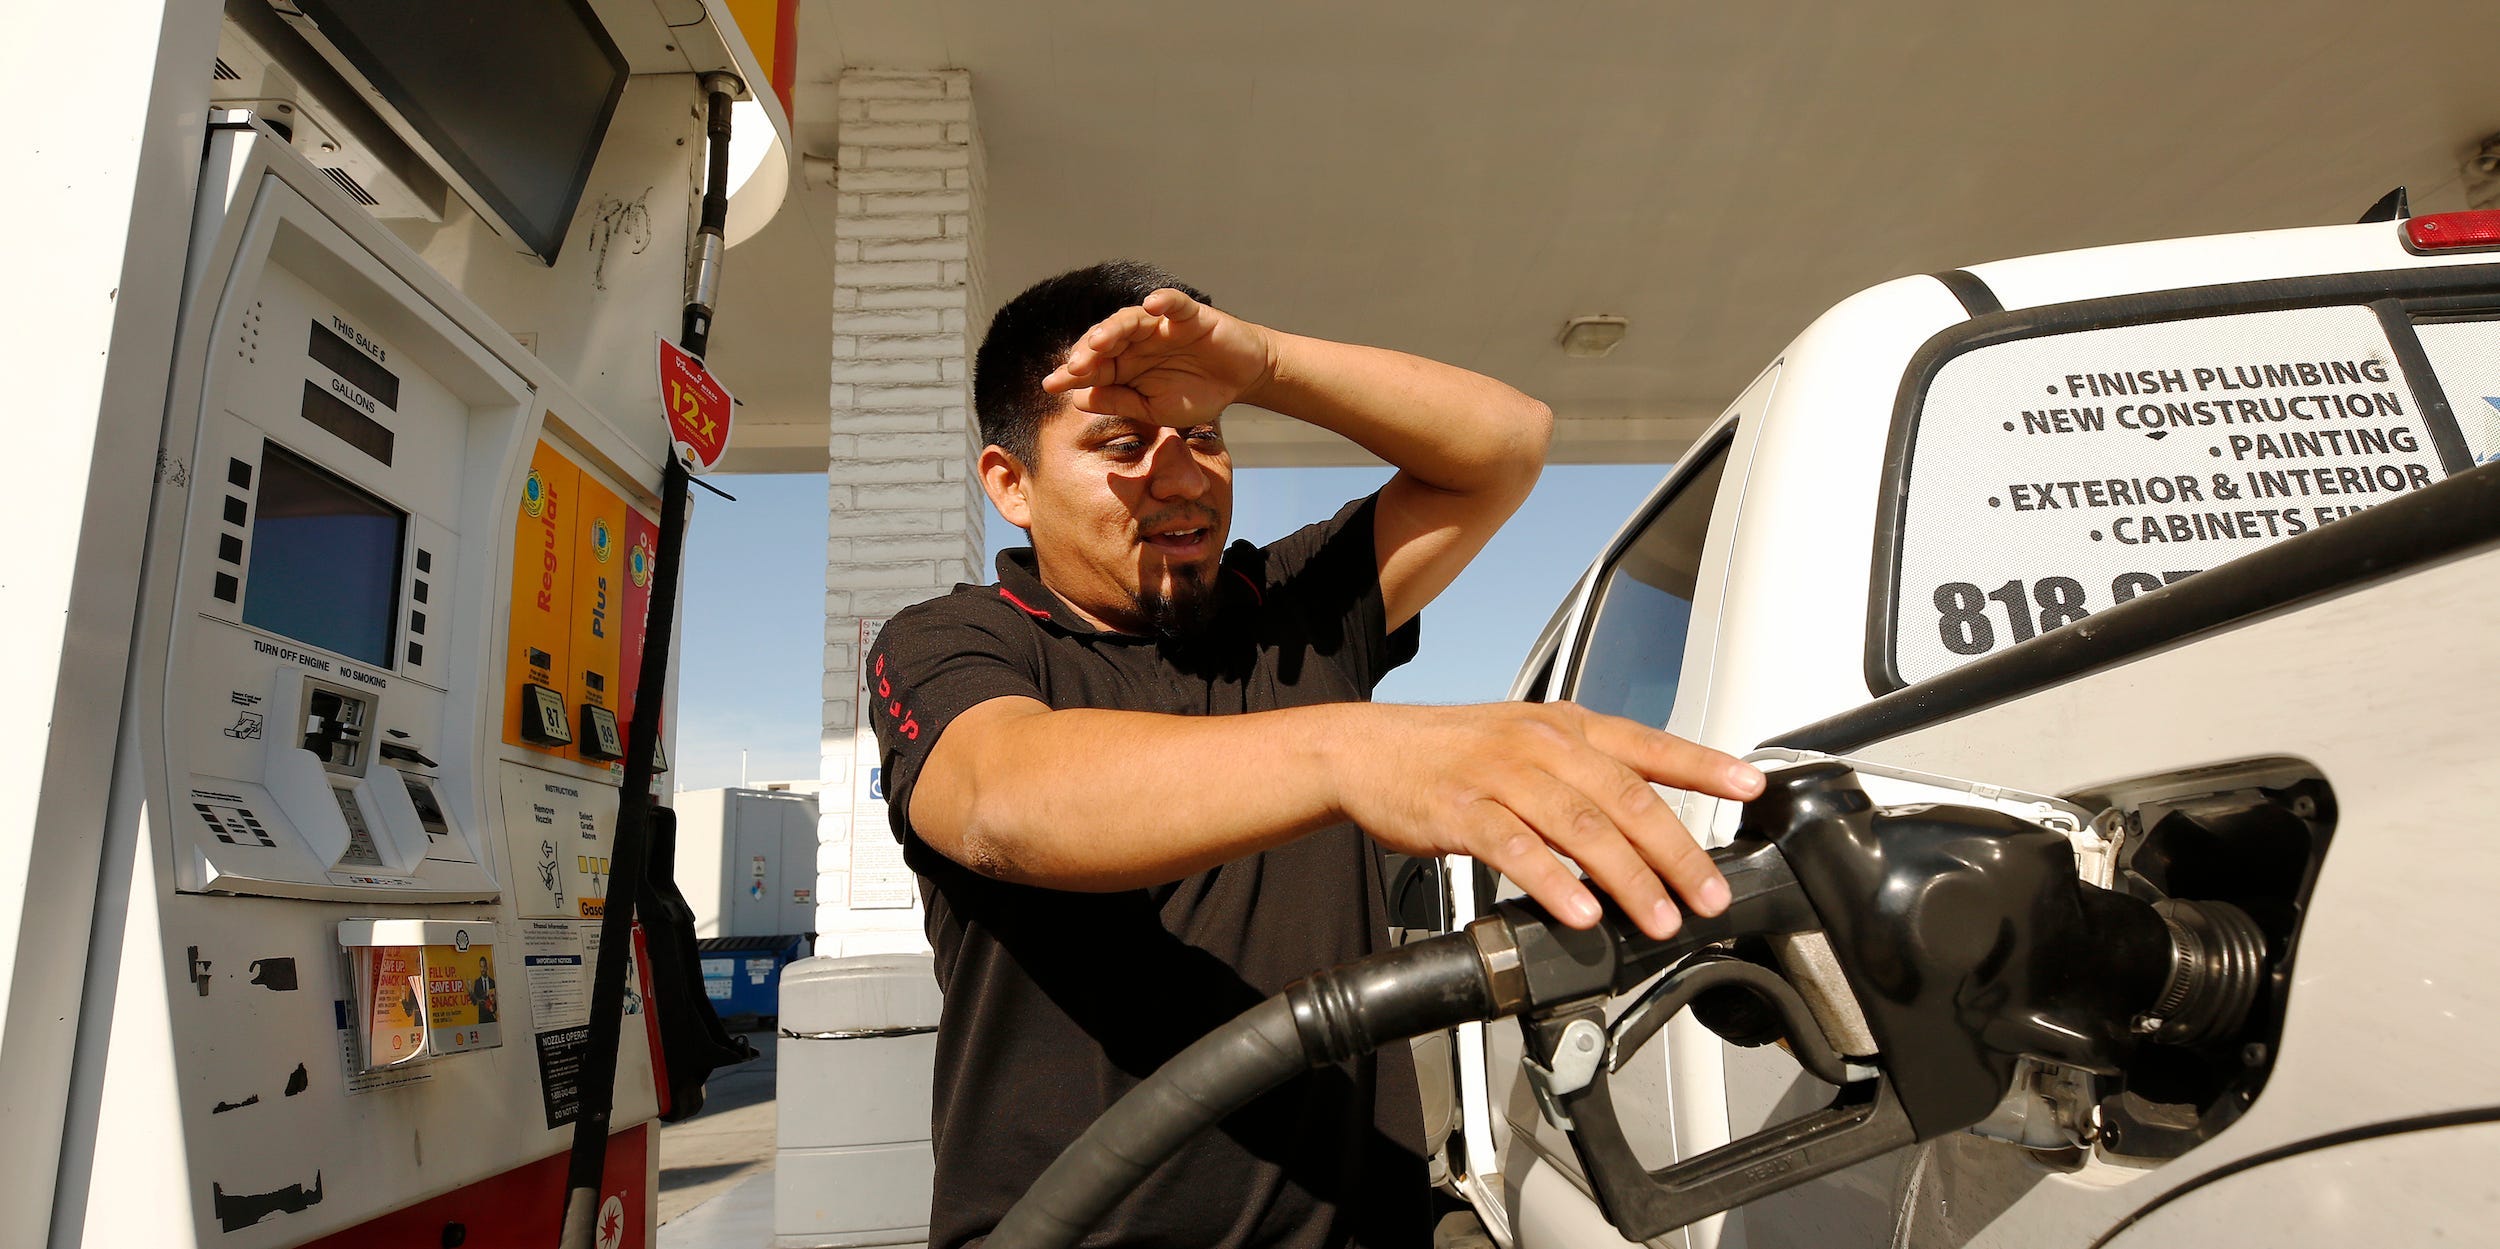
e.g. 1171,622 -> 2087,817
1930,570 -> 2202,656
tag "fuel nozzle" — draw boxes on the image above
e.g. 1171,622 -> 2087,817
1519,760 -> 2271,1241
1736,760 -> 2267,1126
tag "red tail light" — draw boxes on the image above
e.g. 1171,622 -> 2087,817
2403,210 -> 2500,252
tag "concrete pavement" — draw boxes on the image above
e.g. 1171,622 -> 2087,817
661,1171 -> 774,1249
658,1029 -> 779,1228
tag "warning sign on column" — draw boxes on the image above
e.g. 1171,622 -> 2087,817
1890,304 -> 2454,685
851,617 -> 915,909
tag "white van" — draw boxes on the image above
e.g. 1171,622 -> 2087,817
1433,206 -> 2500,1248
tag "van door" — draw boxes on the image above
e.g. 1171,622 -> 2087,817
1447,362 -> 1778,1248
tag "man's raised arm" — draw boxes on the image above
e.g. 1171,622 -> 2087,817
1047,289 -> 1552,629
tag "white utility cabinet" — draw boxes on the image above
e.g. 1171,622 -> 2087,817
673,786 -> 820,937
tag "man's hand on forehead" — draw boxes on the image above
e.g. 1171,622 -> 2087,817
1043,288 -> 1277,425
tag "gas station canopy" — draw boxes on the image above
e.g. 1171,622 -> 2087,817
708,0 -> 2500,472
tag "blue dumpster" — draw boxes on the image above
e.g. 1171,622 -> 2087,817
695,933 -> 813,1021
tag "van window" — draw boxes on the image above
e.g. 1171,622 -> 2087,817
1567,439 -> 1732,726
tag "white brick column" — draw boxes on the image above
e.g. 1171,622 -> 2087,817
817,70 -> 986,952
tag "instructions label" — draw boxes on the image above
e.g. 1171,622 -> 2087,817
1892,304 -> 2451,685
499,763 -> 620,919
526,920 -> 645,1128
524,919 -> 591,1030
525,919 -> 595,1127
535,1026 -> 592,1130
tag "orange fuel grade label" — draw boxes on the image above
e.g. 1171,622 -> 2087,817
504,439 -> 577,754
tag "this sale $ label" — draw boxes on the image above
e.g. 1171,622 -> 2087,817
656,336 -> 734,472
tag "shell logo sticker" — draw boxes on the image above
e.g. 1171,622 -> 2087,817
522,469 -> 546,518
595,1194 -> 625,1249
591,517 -> 613,563
629,536 -> 654,588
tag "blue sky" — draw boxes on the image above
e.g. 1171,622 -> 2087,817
672,463 -> 1671,791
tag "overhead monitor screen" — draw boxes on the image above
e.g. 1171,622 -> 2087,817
243,442 -> 406,667
289,0 -> 628,263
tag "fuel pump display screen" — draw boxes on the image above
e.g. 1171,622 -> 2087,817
242,443 -> 405,666
288,0 -> 628,263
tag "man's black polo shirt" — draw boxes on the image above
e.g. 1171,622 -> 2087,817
866,493 -> 1428,1249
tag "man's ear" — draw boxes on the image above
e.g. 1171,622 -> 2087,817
978,444 -> 1033,530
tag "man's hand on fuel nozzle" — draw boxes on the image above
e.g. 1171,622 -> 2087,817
1042,287 -> 1275,425
1332,702 -> 1765,940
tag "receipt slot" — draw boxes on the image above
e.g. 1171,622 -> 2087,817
299,681 -> 372,772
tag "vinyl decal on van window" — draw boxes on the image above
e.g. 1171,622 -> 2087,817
1889,304 -> 2451,686
2409,318 -> 2500,468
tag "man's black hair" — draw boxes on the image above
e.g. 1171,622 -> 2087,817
974,260 -> 1210,467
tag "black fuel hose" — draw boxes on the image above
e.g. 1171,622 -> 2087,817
987,843 -> 1805,1249
986,931 -> 1500,1249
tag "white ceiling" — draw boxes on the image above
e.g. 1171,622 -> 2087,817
705,0 -> 2500,473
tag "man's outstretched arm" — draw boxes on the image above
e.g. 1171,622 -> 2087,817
1047,289 -> 1552,629
912,694 -> 1763,940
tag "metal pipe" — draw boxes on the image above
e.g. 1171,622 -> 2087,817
556,68 -> 743,1249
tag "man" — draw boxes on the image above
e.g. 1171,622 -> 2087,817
469,958 -> 497,1024
867,261 -> 1762,1249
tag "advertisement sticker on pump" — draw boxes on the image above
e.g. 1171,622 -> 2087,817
657,336 -> 735,472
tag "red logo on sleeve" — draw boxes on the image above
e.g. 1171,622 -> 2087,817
873,652 -> 919,740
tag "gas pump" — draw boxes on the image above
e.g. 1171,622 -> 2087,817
28,2 -> 801,1245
